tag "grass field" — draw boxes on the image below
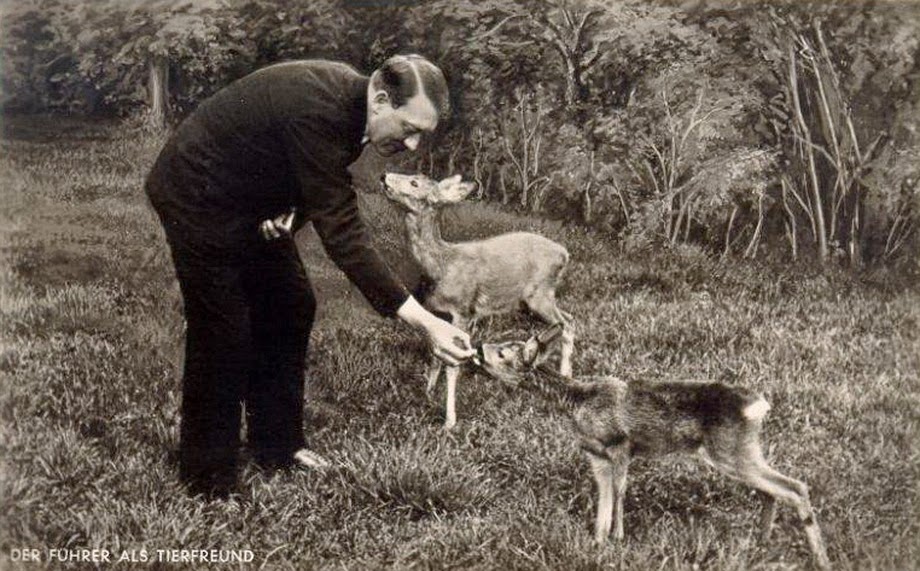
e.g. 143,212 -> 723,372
1,117 -> 918,570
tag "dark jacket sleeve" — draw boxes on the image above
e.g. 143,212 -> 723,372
284,119 -> 410,317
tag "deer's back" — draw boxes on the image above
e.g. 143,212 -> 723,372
457,232 -> 568,266
429,232 -> 569,316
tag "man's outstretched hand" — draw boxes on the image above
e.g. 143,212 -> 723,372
397,297 -> 474,366
260,208 -> 296,241
425,315 -> 474,367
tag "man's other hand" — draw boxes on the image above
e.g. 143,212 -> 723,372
259,208 -> 296,241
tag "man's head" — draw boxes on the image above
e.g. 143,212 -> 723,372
366,54 -> 449,157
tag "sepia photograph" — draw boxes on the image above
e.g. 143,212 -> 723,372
1,0 -> 918,569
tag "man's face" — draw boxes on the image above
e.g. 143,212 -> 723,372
366,89 -> 439,157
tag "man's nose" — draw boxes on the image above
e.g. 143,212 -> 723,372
403,133 -> 421,151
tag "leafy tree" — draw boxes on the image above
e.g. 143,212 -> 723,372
1,0 -> 86,112
741,1 -> 918,265
2,0 -> 917,269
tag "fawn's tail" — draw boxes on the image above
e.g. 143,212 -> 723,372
741,396 -> 771,421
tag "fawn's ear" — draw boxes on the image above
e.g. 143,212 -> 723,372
522,337 -> 541,366
536,323 -> 564,347
522,323 -> 563,366
435,175 -> 476,203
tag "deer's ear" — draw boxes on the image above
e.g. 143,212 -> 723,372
436,177 -> 476,203
458,181 -> 477,198
438,174 -> 463,187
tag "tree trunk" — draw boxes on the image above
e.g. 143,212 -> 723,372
788,45 -> 828,262
564,59 -> 579,107
781,179 -> 799,260
148,56 -> 169,130
848,193 -> 864,268
723,205 -> 738,259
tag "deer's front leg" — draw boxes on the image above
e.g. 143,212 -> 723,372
443,364 -> 461,430
425,354 -> 442,397
559,326 -> 575,378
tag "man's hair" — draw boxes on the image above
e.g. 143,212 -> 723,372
372,54 -> 450,121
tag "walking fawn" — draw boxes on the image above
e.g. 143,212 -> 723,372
475,324 -> 831,570
381,172 -> 574,430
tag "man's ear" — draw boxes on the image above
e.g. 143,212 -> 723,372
372,89 -> 390,108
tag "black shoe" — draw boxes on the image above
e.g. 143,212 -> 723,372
181,470 -> 238,500
185,480 -> 236,501
251,449 -> 296,471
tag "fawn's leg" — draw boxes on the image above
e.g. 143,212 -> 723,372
758,491 -> 777,541
708,444 -> 830,571
587,451 -> 615,543
757,464 -> 830,571
609,445 -> 629,541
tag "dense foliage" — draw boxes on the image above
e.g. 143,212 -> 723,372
2,0 -> 918,269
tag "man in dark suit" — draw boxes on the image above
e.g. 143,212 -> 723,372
145,55 -> 472,499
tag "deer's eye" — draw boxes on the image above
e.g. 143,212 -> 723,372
410,180 -> 419,187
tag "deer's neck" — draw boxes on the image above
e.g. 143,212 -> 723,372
404,209 -> 453,280
524,365 -> 596,411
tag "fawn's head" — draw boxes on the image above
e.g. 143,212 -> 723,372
381,173 -> 476,212
476,323 -> 563,384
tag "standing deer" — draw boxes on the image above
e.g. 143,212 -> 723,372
474,324 -> 831,571
381,172 -> 575,430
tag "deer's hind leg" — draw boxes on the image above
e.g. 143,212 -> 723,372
525,293 -> 575,377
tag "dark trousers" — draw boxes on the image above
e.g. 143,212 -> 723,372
160,220 -> 315,495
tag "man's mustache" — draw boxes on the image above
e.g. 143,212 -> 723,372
378,140 -> 407,154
